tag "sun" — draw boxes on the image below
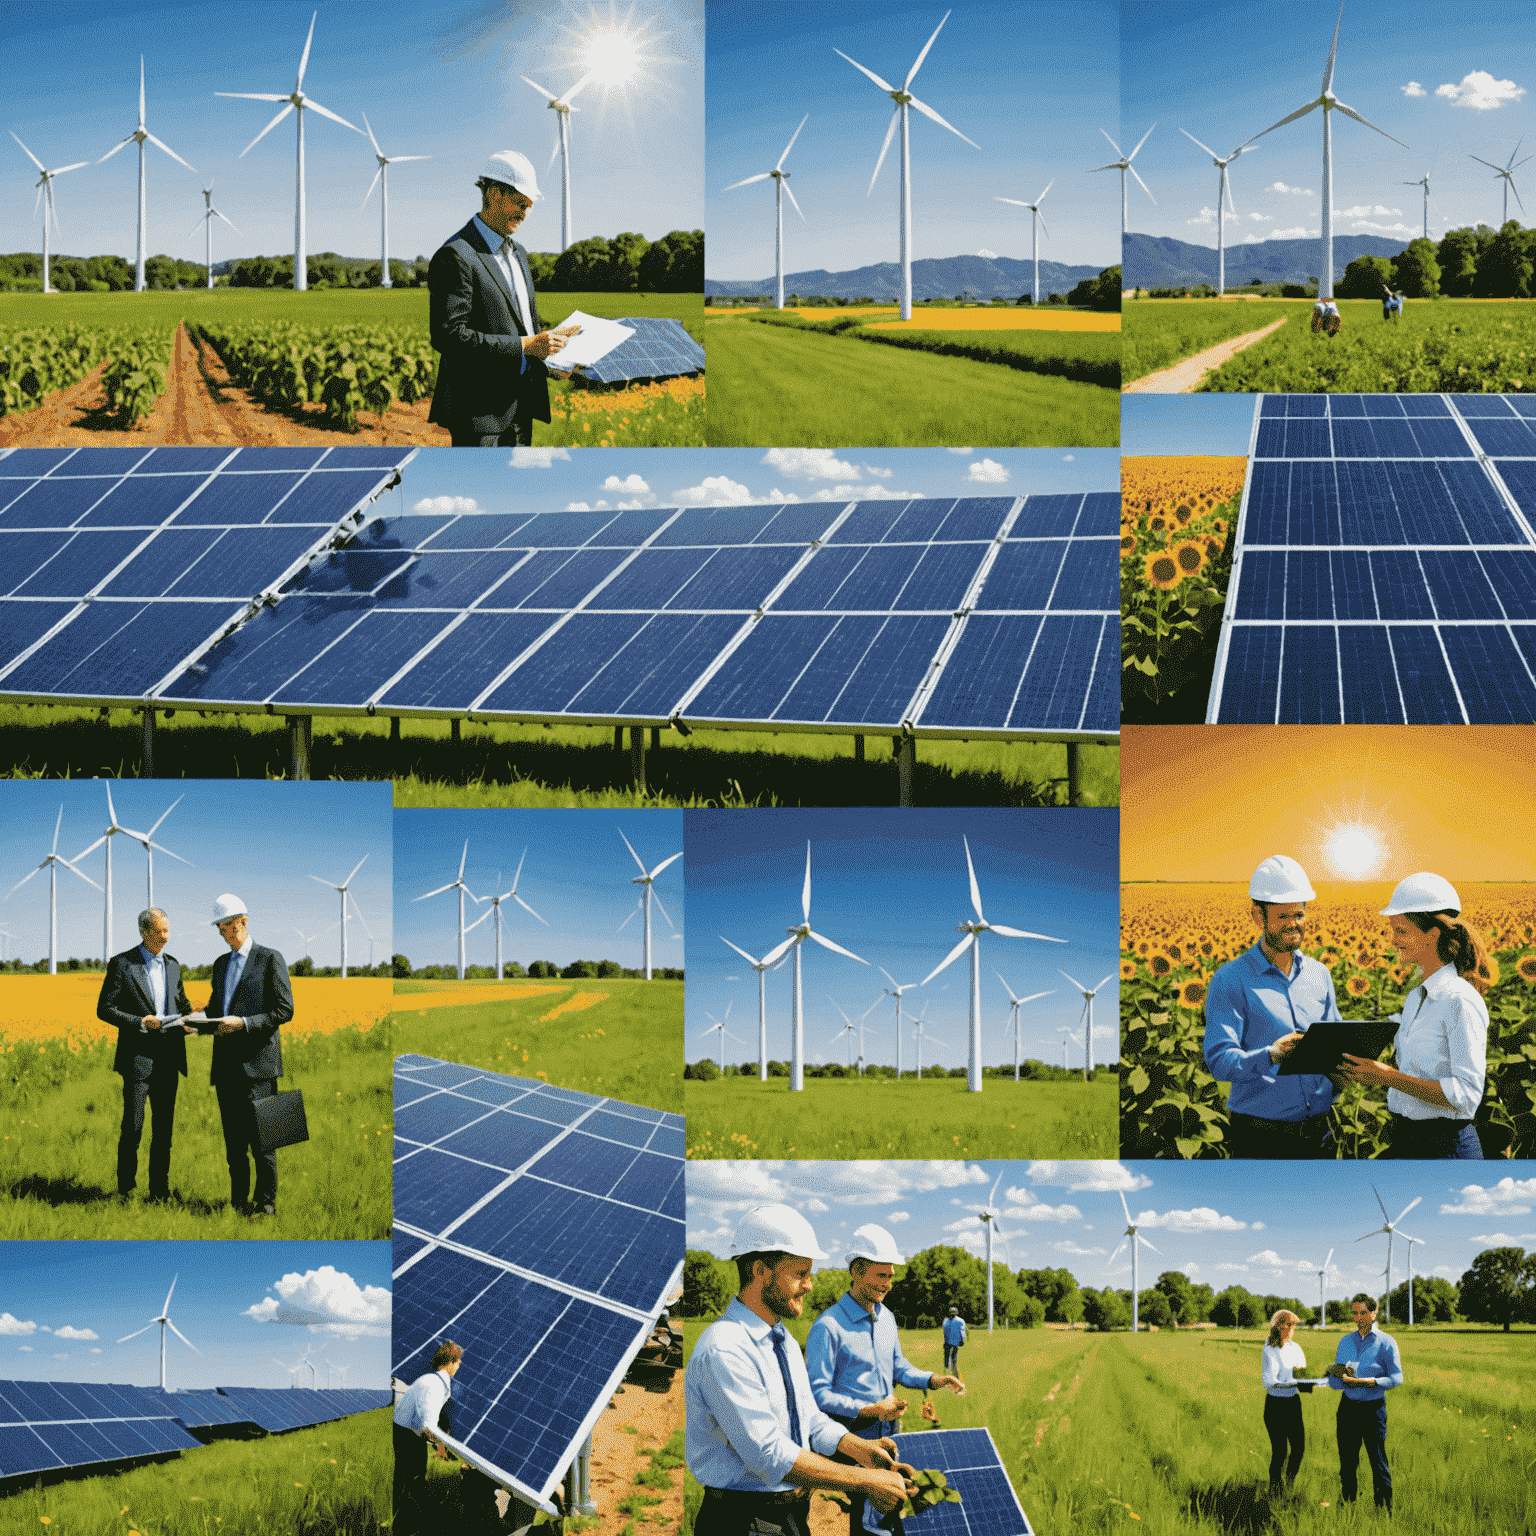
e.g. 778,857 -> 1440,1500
1323,825 -> 1385,879
584,28 -> 642,85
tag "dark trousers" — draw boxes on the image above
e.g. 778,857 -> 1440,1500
1226,1112 -> 1332,1160
696,1491 -> 813,1536
393,1422 -> 429,1534
944,1343 -> 961,1370
449,420 -> 533,447
1337,1398 -> 1391,1509
1383,1116 -> 1481,1159
1264,1393 -> 1304,1488
118,1069 -> 179,1197
215,1076 -> 278,1208
460,1464 -> 506,1533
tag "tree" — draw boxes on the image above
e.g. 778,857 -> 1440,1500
526,251 -> 558,286
1016,1295 -> 1047,1328
809,1268 -> 851,1314
1153,1270 -> 1199,1325
527,960 -> 559,978
1391,237 -> 1440,298
1081,1287 -> 1131,1331
684,1058 -> 720,1081
1337,254 -> 1393,298
639,229 -> 704,291
1138,1289 -> 1174,1329
888,1246 -> 988,1324
681,1249 -> 733,1317
1326,1299 -> 1352,1324
1387,1275 -> 1457,1324
1018,1267 -> 1082,1323
1435,226 -> 1480,296
1211,1285 -> 1257,1328
1478,221 -> 1535,299
392,953 -> 412,979
552,235 -> 612,291
1457,1248 -> 1536,1331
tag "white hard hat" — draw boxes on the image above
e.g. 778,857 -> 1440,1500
1380,873 -> 1461,916
210,893 -> 248,925
728,1204 -> 828,1262
479,151 -> 541,202
1248,855 -> 1316,903
846,1223 -> 906,1266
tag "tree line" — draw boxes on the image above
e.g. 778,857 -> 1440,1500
684,1058 -> 1097,1082
1338,220 -> 1535,300
389,954 -> 681,981
0,252 -> 207,291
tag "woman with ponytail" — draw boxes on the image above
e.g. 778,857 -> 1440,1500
1340,873 -> 1489,1159
1260,1310 -> 1308,1491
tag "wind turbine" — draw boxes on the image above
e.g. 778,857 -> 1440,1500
1088,125 -> 1156,236
994,180 -> 1052,305
878,966 -> 920,1080
828,995 -> 881,1075
6,806 -> 100,975
360,113 -> 428,288
308,855 -> 368,977
97,57 -> 197,293
1402,1232 -> 1423,1326
190,183 -> 240,289
117,1275 -> 200,1391
994,972 -> 1054,1081
216,10 -> 365,292
467,851 -> 547,981
1243,0 -> 1408,298
722,114 -> 808,311
288,920 -> 338,968
1107,1192 -> 1161,1333
1314,1247 -> 1335,1329
1400,172 -> 1431,240
921,837 -> 1065,1092
101,792 -> 190,907
835,11 -> 979,321
1056,1023 -> 1080,1070
1354,1185 -> 1421,1325
1468,138 -> 1530,226
413,841 -> 476,981
72,785 -> 182,962
10,133 -> 89,295
721,937 -> 787,1081
1179,129 -> 1254,294
910,1005 -> 946,1077
520,71 -> 596,253
758,844 -> 867,1092
619,830 -> 682,981
698,1004 -> 744,1074
1060,970 -> 1115,1078
972,1171 -> 1019,1333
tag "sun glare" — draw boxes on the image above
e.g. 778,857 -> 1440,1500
584,29 -> 641,84
1323,825 -> 1384,879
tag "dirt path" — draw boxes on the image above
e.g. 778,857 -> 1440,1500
0,323 -> 451,447
1123,316 -> 1288,393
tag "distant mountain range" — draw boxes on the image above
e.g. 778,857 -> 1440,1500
1123,232 -> 1411,289
705,253 -> 1112,301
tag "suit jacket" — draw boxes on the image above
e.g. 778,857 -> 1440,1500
428,219 -> 551,437
98,947 -> 195,1081
207,943 -> 294,1084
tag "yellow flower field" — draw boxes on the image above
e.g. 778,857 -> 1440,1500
538,991 -> 609,1020
867,311 -> 1121,332
391,983 -> 567,1013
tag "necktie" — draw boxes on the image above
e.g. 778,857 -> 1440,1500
224,953 -> 244,1015
769,1326 -> 802,1447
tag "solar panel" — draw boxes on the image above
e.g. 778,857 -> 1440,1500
154,494 -> 1118,744
576,317 -> 704,384
152,1388 -> 258,1428
211,1387 -> 391,1433
890,1427 -> 1033,1536
392,1056 -> 683,1510
0,1379 -> 203,1478
1207,395 -> 1536,723
0,445 -> 415,707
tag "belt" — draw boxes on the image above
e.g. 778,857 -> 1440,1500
705,1489 -> 811,1508
1230,1111 -> 1329,1137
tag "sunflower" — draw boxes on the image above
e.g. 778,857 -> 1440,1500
1199,939 -> 1215,957
1172,539 -> 1206,578
1175,502 -> 1193,524
1480,956 -> 1501,987
1149,514 -> 1170,532
1145,550 -> 1181,591
1178,979 -> 1208,1009
1518,954 -> 1536,983
1122,532 -> 1139,557
1149,953 -> 1173,977
1136,939 -> 1152,956
1165,942 -> 1184,962
1321,950 -> 1341,970
1347,974 -> 1371,997
1120,959 -> 1138,980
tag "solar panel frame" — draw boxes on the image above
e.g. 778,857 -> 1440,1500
0,1380 -> 203,1478
889,1427 -> 1033,1536
574,317 -> 704,385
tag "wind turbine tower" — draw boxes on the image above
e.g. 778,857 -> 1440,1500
413,841 -> 476,981
1468,139 -> 1530,226
1109,1192 -> 1161,1332
973,1171 -> 1018,1333
699,1005 -> 743,1074
1088,125 -> 1156,236
994,180 -> 1053,305
191,183 -> 240,289
1179,128 -> 1254,294
1354,1185 -> 1421,1325
467,851 -> 546,981
1314,1247 -> 1335,1328
117,1275 -> 200,1391
723,115 -> 807,311
721,937 -> 785,1081
10,133 -> 89,295
878,967 -> 920,1079
361,113 -> 428,287
619,830 -> 682,981
1061,970 -> 1114,1077
995,972 -> 1054,1081
309,855 -> 368,977
1400,172 -> 1430,240
6,806 -> 100,975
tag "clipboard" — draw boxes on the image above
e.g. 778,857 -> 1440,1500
1277,1018 -> 1398,1075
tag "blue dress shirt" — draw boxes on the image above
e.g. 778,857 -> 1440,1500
685,1297 -> 846,1491
1203,943 -> 1340,1120
806,1291 -> 933,1437
942,1316 -> 966,1347
1329,1325 -> 1402,1400
139,944 -> 167,1017
222,938 -> 251,1016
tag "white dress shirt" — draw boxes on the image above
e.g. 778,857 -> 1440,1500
1261,1340 -> 1307,1397
472,213 -> 532,335
393,1368 -> 453,1435
1390,962 -> 1487,1120
139,943 -> 167,1017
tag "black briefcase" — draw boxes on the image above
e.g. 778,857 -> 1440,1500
254,1089 -> 309,1152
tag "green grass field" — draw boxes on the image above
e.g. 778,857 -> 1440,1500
3,1405 -> 389,1535
0,705 -> 1119,808
1122,302 -> 1300,383
392,977 -> 682,1114
0,1025 -> 390,1240
703,321 -> 1119,446
682,1074 -> 1116,1159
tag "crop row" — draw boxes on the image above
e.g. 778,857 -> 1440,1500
100,329 -> 175,428
0,326 -> 104,416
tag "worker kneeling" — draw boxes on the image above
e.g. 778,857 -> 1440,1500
686,1206 -> 917,1536
1311,298 -> 1342,336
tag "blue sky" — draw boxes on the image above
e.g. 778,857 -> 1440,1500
1121,397 -> 1257,456
394,808 -> 684,971
0,781 -> 392,969
0,1240 -> 390,1391
706,0 -> 1119,280
1,0 -> 702,266
1121,0 -> 1532,250
683,809 -> 1120,1073
685,1160 -> 1536,1302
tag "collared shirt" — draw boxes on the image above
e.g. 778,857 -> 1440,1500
472,213 -> 532,335
685,1297 -> 846,1491
1329,1325 -> 1402,1401
1204,943 -> 1340,1120
393,1368 -> 453,1435
1389,963 -> 1487,1120
139,944 -> 167,1017
1261,1339 -> 1307,1397
942,1316 -> 966,1347
806,1291 -> 932,1436
223,936 -> 253,1016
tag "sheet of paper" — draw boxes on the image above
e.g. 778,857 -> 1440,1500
550,310 -> 635,369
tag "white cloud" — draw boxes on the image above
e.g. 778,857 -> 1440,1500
411,495 -> 479,514
51,1353 -> 68,1360
672,475 -> 757,506
1247,213 -> 1273,222
888,1211 -> 910,1223
1180,1262 -> 1201,1278
1215,1262 -> 1250,1273
1431,1265 -> 1461,1279
1334,205 -> 1402,220
760,448 -> 862,480
565,500 -> 610,511
1442,1177 -> 1536,1217
1062,454 -> 1075,462
1187,206 -> 1217,227
509,447 -> 572,468
967,459 -> 1010,484
804,1198 -> 829,1213
0,1314 -> 36,1335
602,474 -> 651,495
1052,1241 -> 1106,1257
17,1346 -> 31,1353
1251,1222 -> 1265,1232
943,1216 -> 983,1234
243,1267 -> 391,1338
1270,226 -> 1317,240
1004,1187 -> 1080,1221
947,447 -> 974,455
1436,71 -> 1526,110
1402,81 -> 1426,98
976,248 -> 998,259
1349,220 -> 1418,238
1471,1232 -> 1536,1244
1247,1250 -> 1288,1267
1027,1161 -> 1151,1193
52,1326 -> 98,1341
1269,182 -> 1314,196
617,500 -> 650,511
863,463 -> 894,479
90,1348 -> 102,1354
813,483 -> 911,501
1138,1207 -> 1248,1234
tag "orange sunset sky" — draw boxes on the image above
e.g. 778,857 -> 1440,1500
1122,726 -> 1535,883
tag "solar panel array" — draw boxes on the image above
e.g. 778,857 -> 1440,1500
152,493 -> 1118,741
578,317 -> 705,384
0,1380 -> 202,1479
392,1055 -> 684,1509
210,1387 -> 392,1433
1208,395 -> 1536,723
0,446 -> 415,707
890,1428 -> 1033,1536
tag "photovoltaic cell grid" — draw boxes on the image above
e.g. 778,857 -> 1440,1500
0,1379 -> 202,1479
577,317 -> 705,384
154,494 -> 1119,741
890,1428 -> 1033,1536
0,446 -> 415,706
1207,395 -> 1536,723
392,1055 -> 684,1508
210,1388 -> 392,1433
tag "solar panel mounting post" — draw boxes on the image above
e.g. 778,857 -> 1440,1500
288,716 -> 311,780
1067,744 -> 1080,806
451,718 -> 461,744
854,734 -> 865,763
142,707 -> 156,777
576,1434 -> 597,1515
631,726 -> 646,792
898,737 -> 915,807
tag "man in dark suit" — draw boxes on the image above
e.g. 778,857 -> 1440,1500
97,907 -> 195,1202
427,149 -> 574,446
206,893 -> 294,1219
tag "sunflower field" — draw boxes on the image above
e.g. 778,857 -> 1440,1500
1120,457 -> 1245,710
1119,883 -> 1536,1158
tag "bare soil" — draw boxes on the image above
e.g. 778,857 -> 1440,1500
1123,316 -> 1288,393
585,1368 -> 686,1536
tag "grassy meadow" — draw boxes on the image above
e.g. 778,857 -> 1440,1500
391,977 -> 682,1115
682,1074 -> 1116,1160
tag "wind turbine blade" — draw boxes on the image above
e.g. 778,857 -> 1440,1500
869,103 -> 901,195
1016,990 -> 1056,1005
296,10 -> 317,91
117,1323 -> 157,1344
1320,0 -> 1343,96
907,94 -> 979,149
413,881 -> 457,901
1330,99 -> 1408,149
963,837 -> 984,922
1092,975 -> 1115,993
1086,162 -> 1120,175
878,966 -> 902,990
1393,1196 -> 1423,1225
1354,1226 -> 1387,1243
456,841 -> 468,881
217,92 -> 290,102
859,996 -> 882,1020
362,111 -> 383,157
340,855 -> 368,887
922,932 -> 974,985
548,135 -> 564,171
990,924 -> 1067,941
10,131 -> 45,172
166,1320 -> 201,1354
1226,176 -> 1238,216
762,935 -> 798,967
465,907 -> 494,933
1251,100 -> 1320,140
98,134 -> 137,165
834,48 -> 896,95
6,865 -> 46,897
777,113 -> 809,169
801,843 -> 812,922
905,9 -> 951,88
304,98 -> 364,134
144,796 -> 184,839
1119,1189 -> 1133,1223
782,180 -> 805,220
238,102 -> 295,157
807,930 -> 867,964
722,172 -> 773,190
1324,1247 -> 1335,1270
1127,123 -> 1156,160
1036,214 -> 1049,238
1468,155 -> 1505,173
1099,128 -> 1125,158
520,75 -> 558,103
721,936 -> 762,968
648,888 -> 679,934
1138,1235 -> 1161,1255
391,155 -> 430,164
1372,1185 -> 1392,1223
162,1275 -> 178,1313
1129,164 -> 1157,203
561,69 -> 601,106
1036,179 -> 1054,203
308,875 -> 341,891
72,835 -> 109,861
1510,178 -> 1527,214
829,997 -> 853,1026
1107,1239 -> 1129,1270
619,827 -> 648,876
213,209 -> 241,232
617,907 -> 637,933
362,165 -> 383,207
51,805 -> 63,854
648,851 -> 683,880
512,894 -> 548,926
59,858 -> 102,892
1179,127 -> 1219,159
993,970 -> 1021,1003
988,1169 -> 1003,1207
995,197 -> 1028,207
145,133 -> 197,173
144,841 -> 193,867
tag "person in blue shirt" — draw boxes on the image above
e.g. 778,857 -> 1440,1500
1203,856 -> 1342,1159
807,1225 -> 965,1536
1325,1293 -> 1402,1511
941,1309 -> 967,1373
